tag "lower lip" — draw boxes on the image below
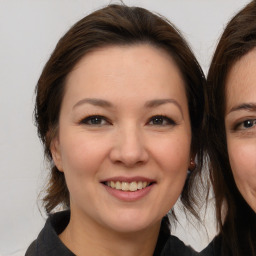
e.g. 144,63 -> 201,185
103,184 -> 154,202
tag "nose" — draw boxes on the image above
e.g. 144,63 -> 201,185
109,126 -> 149,167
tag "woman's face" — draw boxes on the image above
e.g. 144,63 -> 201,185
52,44 -> 192,234
225,48 -> 256,212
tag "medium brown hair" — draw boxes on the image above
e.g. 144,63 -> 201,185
35,4 -> 206,221
207,1 -> 256,255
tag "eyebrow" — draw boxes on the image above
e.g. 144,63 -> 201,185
73,98 -> 183,115
228,103 -> 256,114
73,98 -> 113,109
145,99 -> 183,116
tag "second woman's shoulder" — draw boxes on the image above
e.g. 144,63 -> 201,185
161,235 -> 199,256
25,241 -> 36,256
199,235 -> 222,256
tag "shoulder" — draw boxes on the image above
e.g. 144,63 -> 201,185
199,235 -> 222,256
155,217 -> 198,256
25,241 -> 36,256
24,210 -> 74,256
161,235 -> 198,256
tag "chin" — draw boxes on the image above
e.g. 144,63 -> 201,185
107,222 -> 153,234
102,211 -> 161,234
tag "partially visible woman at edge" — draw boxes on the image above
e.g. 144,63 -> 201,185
201,1 -> 256,255
25,4 -> 207,256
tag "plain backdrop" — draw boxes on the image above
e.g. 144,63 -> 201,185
0,0 -> 252,255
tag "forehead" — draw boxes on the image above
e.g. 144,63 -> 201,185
64,44 -> 186,100
69,44 -> 181,77
225,48 -> 256,111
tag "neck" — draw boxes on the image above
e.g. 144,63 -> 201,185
59,210 -> 162,256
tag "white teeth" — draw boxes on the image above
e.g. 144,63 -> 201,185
129,182 -> 137,192
106,181 -> 150,191
110,181 -> 115,188
122,182 -> 129,191
116,181 -> 121,190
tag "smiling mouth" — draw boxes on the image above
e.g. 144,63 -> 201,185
103,181 -> 153,192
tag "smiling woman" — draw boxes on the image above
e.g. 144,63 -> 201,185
52,45 -> 191,237
25,4 -> 206,256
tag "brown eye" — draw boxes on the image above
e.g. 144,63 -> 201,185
80,115 -> 109,125
242,119 -> 256,129
148,115 -> 175,126
234,119 -> 256,131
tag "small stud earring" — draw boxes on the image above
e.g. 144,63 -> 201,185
189,159 -> 196,171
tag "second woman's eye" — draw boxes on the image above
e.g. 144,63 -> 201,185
148,115 -> 175,126
80,115 -> 110,126
241,119 -> 256,129
234,119 -> 256,131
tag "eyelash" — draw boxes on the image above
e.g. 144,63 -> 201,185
147,115 -> 176,126
79,115 -> 176,126
79,115 -> 111,126
233,119 -> 256,131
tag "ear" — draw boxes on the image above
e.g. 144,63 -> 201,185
50,137 -> 63,172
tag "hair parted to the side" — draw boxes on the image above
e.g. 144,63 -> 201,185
34,4 -> 206,220
207,1 -> 256,255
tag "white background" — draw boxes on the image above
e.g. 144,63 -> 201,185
0,0 -> 251,255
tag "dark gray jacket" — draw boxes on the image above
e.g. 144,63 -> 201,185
26,211 -> 198,256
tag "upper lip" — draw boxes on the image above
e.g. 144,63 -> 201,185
101,176 -> 156,183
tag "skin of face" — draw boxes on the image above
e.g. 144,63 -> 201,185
225,48 -> 256,213
51,44 -> 192,254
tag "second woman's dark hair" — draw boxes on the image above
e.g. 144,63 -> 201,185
207,1 -> 256,255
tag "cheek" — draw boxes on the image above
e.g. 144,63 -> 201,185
151,133 -> 191,211
228,139 -> 256,187
60,134 -> 109,177
152,132 -> 191,175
